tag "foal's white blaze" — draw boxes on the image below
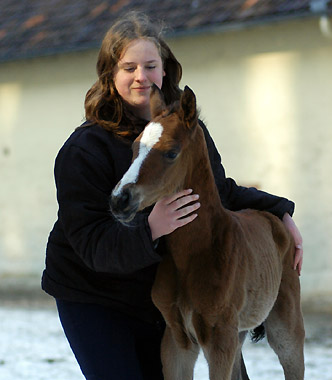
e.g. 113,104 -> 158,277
113,122 -> 164,196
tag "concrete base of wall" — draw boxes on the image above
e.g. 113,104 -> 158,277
0,274 -> 53,307
302,295 -> 332,314
1,274 -> 331,314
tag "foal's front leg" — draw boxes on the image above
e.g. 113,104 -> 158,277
161,326 -> 200,380
231,332 -> 250,380
202,316 -> 239,380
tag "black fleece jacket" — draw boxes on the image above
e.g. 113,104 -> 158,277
42,121 -> 294,324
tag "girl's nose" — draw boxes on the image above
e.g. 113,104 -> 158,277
135,66 -> 147,82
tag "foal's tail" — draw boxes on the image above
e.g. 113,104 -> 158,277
250,323 -> 265,342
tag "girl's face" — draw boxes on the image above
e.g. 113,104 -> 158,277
113,38 -> 165,120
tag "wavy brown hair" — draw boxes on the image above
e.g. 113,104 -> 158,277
84,11 -> 182,137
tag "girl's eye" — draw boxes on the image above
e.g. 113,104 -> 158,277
124,67 -> 135,72
146,65 -> 156,70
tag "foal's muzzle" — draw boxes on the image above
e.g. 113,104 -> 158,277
109,185 -> 140,224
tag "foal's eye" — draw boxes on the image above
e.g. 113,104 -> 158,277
164,150 -> 178,161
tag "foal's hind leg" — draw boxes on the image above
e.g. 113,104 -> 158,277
161,326 -> 200,380
264,268 -> 305,380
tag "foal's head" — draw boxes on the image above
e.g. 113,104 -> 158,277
110,85 -> 198,224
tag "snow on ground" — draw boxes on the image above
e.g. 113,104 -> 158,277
0,304 -> 331,380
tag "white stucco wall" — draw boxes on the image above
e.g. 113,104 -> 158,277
0,17 -> 331,309
0,51 -> 98,283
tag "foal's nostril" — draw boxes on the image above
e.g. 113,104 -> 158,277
118,189 -> 131,210
112,188 -> 132,212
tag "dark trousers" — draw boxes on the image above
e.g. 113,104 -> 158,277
56,300 -> 165,380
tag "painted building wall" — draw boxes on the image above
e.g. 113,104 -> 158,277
0,17 -> 331,309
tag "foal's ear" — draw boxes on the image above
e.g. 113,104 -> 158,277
150,84 -> 166,119
180,86 -> 197,130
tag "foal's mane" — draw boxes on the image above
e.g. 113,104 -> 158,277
162,101 -> 180,117
160,100 -> 201,126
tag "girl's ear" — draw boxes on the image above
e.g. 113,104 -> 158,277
150,84 -> 166,119
180,86 -> 197,130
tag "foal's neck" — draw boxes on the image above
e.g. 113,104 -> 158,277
166,126 -> 231,264
187,127 -> 230,224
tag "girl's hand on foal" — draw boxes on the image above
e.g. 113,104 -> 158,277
282,213 -> 303,276
148,189 -> 200,241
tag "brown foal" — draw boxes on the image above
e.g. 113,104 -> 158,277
110,85 -> 305,380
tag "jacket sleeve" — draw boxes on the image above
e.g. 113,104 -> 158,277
199,120 -> 295,219
54,144 -> 161,275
